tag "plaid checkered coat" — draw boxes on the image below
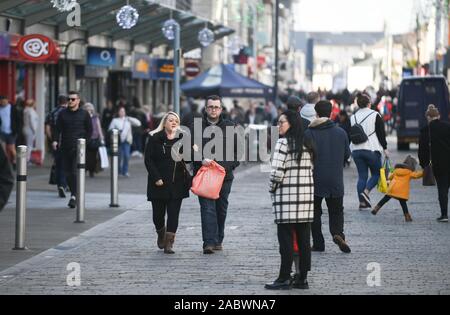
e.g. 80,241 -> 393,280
269,138 -> 314,224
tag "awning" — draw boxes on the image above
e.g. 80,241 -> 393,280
0,0 -> 234,52
181,64 -> 274,99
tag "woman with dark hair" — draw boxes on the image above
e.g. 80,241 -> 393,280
350,93 -> 389,210
266,110 -> 315,290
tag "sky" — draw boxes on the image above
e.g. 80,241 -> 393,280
293,0 -> 426,34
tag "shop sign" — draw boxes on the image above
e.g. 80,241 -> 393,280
0,32 -> 10,58
151,59 -> 174,80
185,60 -> 200,77
87,47 -> 116,67
17,34 -> 59,62
132,53 -> 151,80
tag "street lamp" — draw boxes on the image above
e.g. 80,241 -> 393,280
64,38 -> 87,94
274,0 -> 279,103
162,17 -> 181,115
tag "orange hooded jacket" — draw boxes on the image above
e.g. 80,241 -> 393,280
387,168 -> 423,200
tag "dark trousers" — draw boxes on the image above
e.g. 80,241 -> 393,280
198,179 -> 233,248
277,223 -> 311,281
312,196 -> 345,249
377,195 -> 409,214
435,171 -> 449,217
62,148 -> 77,197
53,149 -> 67,188
151,199 -> 183,233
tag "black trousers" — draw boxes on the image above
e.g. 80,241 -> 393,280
312,196 -> 345,249
62,148 -> 77,197
377,195 -> 409,214
151,199 -> 183,233
435,171 -> 449,217
277,223 -> 311,281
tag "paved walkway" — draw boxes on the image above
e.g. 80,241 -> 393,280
1,152 -> 449,295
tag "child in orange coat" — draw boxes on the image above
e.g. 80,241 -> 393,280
372,155 -> 423,222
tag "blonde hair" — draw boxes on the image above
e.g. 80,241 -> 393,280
149,111 -> 181,136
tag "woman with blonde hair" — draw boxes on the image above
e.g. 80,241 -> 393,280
144,112 -> 191,254
22,99 -> 39,162
84,103 -> 104,177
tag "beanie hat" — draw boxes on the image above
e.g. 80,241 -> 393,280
403,155 -> 417,172
425,104 -> 440,119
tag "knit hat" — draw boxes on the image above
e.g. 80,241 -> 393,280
425,104 -> 440,119
403,155 -> 417,172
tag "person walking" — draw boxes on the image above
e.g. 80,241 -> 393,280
0,96 -> 20,169
418,105 -> 450,222
22,99 -> 39,163
83,103 -> 104,178
372,155 -> 423,222
304,100 -> 351,253
52,91 -> 92,208
145,112 -> 191,254
286,95 -> 310,131
108,106 -> 142,177
350,93 -> 389,210
265,110 -> 315,290
45,95 -> 68,198
191,95 -> 240,254
0,143 -> 13,211
300,92 -> 319,124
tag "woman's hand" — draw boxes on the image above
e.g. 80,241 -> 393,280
155,180 -> 164,187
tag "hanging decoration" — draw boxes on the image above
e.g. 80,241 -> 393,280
198,26 -> 215,47
162,19 -> 179,40
116,3 -> 139,29
50,0 -> 77,12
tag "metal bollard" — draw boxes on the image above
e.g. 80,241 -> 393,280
109,129 -> 119,208
75,139 -> 86,223
14,146 -> 27,250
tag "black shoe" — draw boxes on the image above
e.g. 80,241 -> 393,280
68,196 -> 76,209
437,216 -> 448,223
360,192 -> 371,207
311,246 -> 325,252
264,278 -> 292,290
203,246 -> 215,254
58,186 -> 66,198
333,235 -> 351,253
292,275 -> 309,290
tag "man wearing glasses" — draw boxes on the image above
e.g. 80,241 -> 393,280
191,95 -> 240,254
52,91 -> 92,208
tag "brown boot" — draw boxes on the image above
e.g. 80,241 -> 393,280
156,226 -> 166,249
164,232 -> 176,254
404,213 -> 413,222
371,205 -> 381,216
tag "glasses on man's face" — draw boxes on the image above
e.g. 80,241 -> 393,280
69,98 -> 78,102
207,106 -> 222,111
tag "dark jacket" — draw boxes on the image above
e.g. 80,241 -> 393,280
0,144 -> 13,211
144,130 -> 191,201
53,107 -> 92,152
418,119 -> 450,173
190,113 -> 241,181
304,118 -> 351,198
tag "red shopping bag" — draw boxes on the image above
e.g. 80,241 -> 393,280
293,230 -> 299,253
30,150 -> 43,166
191,161 -> 226,200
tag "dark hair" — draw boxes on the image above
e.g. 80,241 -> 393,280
281,110 -> 305,163
315,100 -> 332,118
58,95 -> 68,104
356,93 -> 371,109
205,95 -> 223,108
116,105 -> 126,116
68,91 -> 80,98
286,96 -> 303,112
0,95 -> 7,101
306,92 -> 320,104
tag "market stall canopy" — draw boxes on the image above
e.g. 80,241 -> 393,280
181,64 -> 274,99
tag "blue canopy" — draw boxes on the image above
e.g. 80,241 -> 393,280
181,64 -> 273,99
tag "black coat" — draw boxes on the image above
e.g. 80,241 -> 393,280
190,114 -> 240,181
419,120 -> 450,173
304,118 -> 351,198
0,144 -> 13,211
144,130 -> 191,201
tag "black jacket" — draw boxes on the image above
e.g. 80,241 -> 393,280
418,119 -> 450,173
145,130 -> 191,201
0,144 -> 13,211
304,118 -> 351,198
53,107 -> 92,151
190,113 -> 241,181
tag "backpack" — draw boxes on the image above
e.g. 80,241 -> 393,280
350,112 -> 376,144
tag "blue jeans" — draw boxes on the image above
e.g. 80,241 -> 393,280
352,150 -> 382,202
198,179 -> 233,248
119,142 -> 131,175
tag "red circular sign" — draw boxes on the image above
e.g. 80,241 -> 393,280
185,61 -> 200,77
17,34 -> 57,62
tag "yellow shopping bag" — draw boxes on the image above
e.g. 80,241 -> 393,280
377,159 -> 390,194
